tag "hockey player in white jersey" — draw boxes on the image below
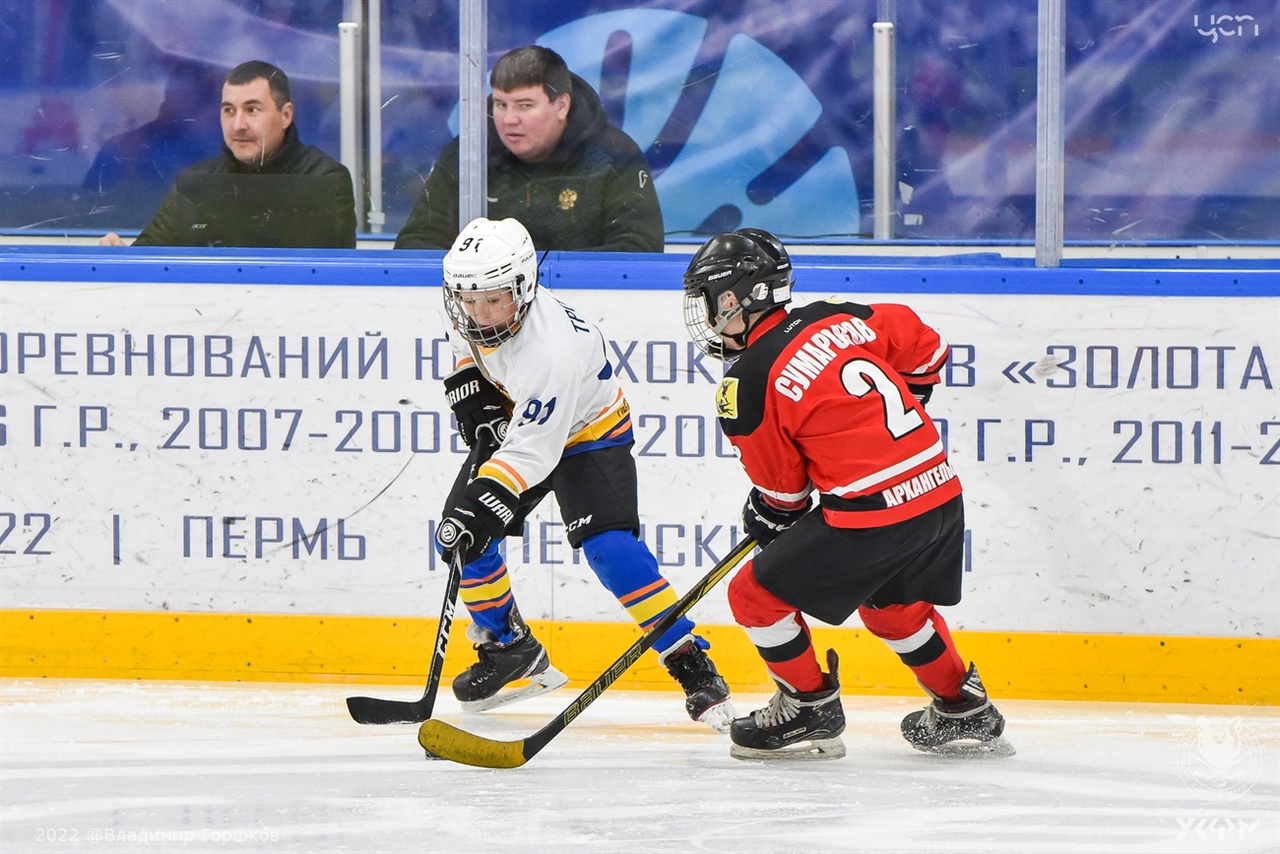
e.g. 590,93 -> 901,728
435,217 -> 735,731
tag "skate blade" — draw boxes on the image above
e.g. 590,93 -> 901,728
912,736 -> 1016,758
729,736 -> 846,762
696,700 -> 738,734
459,665 -> 569,713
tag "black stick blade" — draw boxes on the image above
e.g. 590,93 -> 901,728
346,695 -> 429,725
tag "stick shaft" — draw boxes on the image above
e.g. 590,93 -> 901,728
420,549 -> 464,713
418,536 -> 757,766
345,436 -> 494,725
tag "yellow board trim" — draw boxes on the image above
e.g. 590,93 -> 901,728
2,609 -> 1275,704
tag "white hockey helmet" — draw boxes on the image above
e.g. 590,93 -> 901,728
442,217 -> 539,346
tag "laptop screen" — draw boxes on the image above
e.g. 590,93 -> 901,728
171,173 -> 351,248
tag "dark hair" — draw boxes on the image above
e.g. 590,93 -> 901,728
224,60 -> 291,108
490,45 -> 572,102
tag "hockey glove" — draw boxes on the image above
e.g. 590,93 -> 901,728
906,382 -> 934,407
742,487 -> 812,548
437,477 -> 519,564
444,366 -> 510,448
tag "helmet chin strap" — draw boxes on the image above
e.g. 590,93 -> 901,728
723,327 -> 751,351
711,304 -> 750,352
724,306 -> 781,351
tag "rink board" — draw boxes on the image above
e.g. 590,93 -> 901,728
1,248 -> 1276,703
2,607 -> 1278,704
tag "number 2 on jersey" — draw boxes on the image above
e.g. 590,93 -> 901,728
840,359 -> 924,439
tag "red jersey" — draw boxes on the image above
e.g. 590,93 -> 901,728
716,300 -> 959,529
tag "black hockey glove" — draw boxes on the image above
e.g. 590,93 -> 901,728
437,477 -> 519,564
444,366 -> 509,449
742,487 -> 812,548
906,382 -> 934,408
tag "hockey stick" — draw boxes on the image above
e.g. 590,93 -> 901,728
417,536 -> 757,767
345,547 -> 465,725
346,433 -> 497,725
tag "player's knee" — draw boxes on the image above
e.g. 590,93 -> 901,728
580,528 -> 660,593
728,562 -> 794,627
857,601 -> 935,639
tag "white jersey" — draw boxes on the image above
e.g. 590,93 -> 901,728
447,286 -> 632,498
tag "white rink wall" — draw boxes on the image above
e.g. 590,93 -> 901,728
2,273 -> 1277,638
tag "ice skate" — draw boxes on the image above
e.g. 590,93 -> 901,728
660,637 -> 736,733
900,663 -> 1014,757
729,649 -> 846,761
453,621 -> 568,712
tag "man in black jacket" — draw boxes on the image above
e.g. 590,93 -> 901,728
99,61 -> 356,248
394,45 -> 663,252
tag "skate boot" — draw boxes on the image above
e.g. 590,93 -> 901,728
660,637 -> 736,733
900,663 -> 1014,757
452,617 -> 568,712
729,649 -> 846,761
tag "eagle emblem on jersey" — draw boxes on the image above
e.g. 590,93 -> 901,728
715,377 -> 739,419
558,188 -> 578,210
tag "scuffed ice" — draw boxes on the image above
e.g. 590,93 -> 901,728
1,679 -> 1277,853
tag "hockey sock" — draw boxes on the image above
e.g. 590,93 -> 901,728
858,602 -> 967,702
581,529 -> 695,652
458,544 -> 517,644
728,562 -> 824,693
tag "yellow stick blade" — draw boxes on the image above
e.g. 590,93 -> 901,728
417,719 -> 528,769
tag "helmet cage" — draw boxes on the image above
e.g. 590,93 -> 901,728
681,232 -> 794,360
682,286 -> 731,360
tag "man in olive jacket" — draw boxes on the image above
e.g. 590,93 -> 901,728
394,45 -> 663,252
100,61 -> 356,248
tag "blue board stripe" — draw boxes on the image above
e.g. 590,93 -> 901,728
2,246 -> 1275,297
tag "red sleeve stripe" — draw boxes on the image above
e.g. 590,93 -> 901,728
906,338 -> 950,376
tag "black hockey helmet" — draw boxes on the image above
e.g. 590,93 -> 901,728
682,228 -> 794,359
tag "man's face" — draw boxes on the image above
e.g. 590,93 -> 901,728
491,84 -> 570,163
221,78 -> 293,166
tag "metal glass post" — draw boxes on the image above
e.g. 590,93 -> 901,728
338,20 -> 366,232
366,0 -> 384,234
458,0 -> 488,228
1035,0 -> 1066,266
873,21 -> 896,240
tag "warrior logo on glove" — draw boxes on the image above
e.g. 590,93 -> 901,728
436,477 -> 520,564
436,516 -> 470,551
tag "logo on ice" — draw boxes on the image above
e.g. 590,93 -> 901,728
1176,717 -> 1262,802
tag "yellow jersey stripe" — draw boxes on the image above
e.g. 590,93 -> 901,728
479,457 -> 527,494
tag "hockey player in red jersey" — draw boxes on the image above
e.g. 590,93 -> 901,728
681,227 -> 1011,760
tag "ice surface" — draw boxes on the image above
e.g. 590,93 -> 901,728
2,679 -> 1277,853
